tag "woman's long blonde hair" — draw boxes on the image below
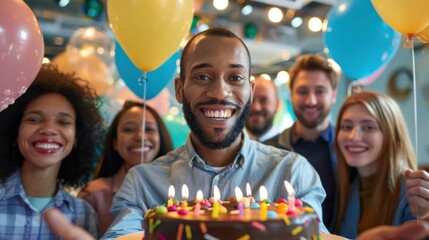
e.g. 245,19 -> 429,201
333,91 -> 416,233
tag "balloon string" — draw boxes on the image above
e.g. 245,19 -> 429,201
402,34 -> 415,48
139,72 -> 147,164
411,41 -> 420,222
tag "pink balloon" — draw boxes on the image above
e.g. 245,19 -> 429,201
0,0 -> 44,111
356,64 -> 387,86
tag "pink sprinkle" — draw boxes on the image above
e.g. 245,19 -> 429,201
304,219 -> 311,227
177,224 -> 184,240
167,206 -> 177,212
251,221 -> 266,231
178,209 -> 188,216
158,233 -> 168,240
277,198 -> 287,204
201,201 -> 211,207
295,199 -> 303,207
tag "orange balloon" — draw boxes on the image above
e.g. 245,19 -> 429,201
417,25 -> 429,43
107,0 -> 193,72
371,0 -> 429,35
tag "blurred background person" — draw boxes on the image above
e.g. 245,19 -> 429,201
265,54 -> 339,230
245,76 -> 280,142
0,64 -> 104,239
333,91 -> 417,238
78,101 -> 173,234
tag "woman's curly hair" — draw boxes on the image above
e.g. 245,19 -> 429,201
0,63 -> 105,188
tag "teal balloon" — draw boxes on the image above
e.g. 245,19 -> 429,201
115,41 -> 180,100
324,0 -> 400,80
161,114 -> 190,149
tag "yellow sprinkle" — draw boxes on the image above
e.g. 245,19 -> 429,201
303,207 -> 314,213
185,224 -> 192,239
236,234 -> 250,240
312,235 -> 317,240
283,216 -> 291,226
291,226 -> 302,236
149,218 -> 154,234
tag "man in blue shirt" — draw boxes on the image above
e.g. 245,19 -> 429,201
265,54 -> 339,231
102,28 -> 328,238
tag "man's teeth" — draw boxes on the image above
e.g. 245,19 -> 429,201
204,110 -> 232,118
35,143 -> 60,150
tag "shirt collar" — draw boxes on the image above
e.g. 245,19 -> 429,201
184,131 -> 249,169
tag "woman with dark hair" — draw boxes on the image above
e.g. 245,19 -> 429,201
0,64 -> 104,239
78,101 -> 173,234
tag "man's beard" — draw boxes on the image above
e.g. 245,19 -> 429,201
182,96 -> 251,150
246,114 -> 274,136
294,106 -> 331,129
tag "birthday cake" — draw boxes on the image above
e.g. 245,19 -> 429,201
144,200 -> 320,240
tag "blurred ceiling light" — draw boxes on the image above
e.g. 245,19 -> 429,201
281,52 -> 291,61
54,37 -> 64,45
286,9 -> 295,19
57,0 -> 70,7
42,57 -> 51,64
213,0 -> 229,10
241,5 -> 253,16
268,7 -> 283,23
308,17 -> 322,32
260,73 -> 271,80
291,17 -> 303,28
322,19 -> 328,32
275,71 -> 290,86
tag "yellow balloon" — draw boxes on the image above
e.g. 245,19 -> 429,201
107,0 -> 193,72
371,0 -> 429,35
417,25 -> 429,43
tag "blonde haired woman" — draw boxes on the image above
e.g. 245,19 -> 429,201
333,91 -> 417,238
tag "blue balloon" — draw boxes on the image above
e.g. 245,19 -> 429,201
115,42 -> 181,99
324,0 -> 400,80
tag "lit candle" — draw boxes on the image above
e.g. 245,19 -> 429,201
246,183 -> 255,203
181,184 -> 189,209
246,183 -> 252,198
284,181 -> 296,213
259,185 -> 268,220
194,190 -> 203,216
235,187 -> 244,218
212,186 -> 220,218
167,185 -> 175,207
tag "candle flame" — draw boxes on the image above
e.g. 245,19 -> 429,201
196,190 -> 203,202
246,182 -> 252,197
182,184 -> 189,200
213,185 -> 220,201
259,185 -> 268,201
284,181 -> 295,196
235,187 -> 243,202
168,185 -> 175,198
